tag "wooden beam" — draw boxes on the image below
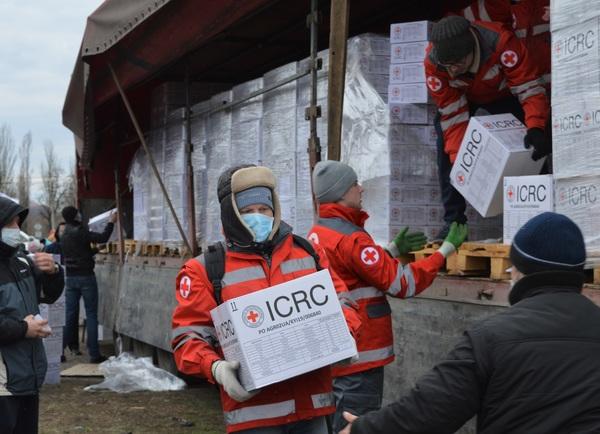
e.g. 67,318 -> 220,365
327,0 -> 349,161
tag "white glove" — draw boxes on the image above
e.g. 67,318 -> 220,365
211,360 -> 258,402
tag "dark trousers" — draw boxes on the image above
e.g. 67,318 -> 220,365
0,395 -> 39,434
435,96 -> 525,224
64,274 -> 101,359
331,367 -> 384,433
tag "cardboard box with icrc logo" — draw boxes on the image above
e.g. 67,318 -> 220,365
503,175 -> 554,245
210,269 -> 357,391
450,114 -> 545,218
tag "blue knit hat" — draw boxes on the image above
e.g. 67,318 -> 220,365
510,212 -> 586,275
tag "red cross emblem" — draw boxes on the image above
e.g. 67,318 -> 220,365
427,76 -> 442,92
456,171 -> 466,186
246,310 -> 259,323
501,50 -> 518,68
554,41 -> 561,54
360,247 -> 380,265
179,276 -> 191,299
308,232 -> 320,244
507,185 -> 515,202
394,46 -> 402,57
584,112 -> 591,126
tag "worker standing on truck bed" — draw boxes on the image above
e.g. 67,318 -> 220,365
424,15 -> 550,238
171,165 -> 361,434
308,160 -> 467,433
341,212 -> 600,434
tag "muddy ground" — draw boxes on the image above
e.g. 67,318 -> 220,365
39,342 -> 226,434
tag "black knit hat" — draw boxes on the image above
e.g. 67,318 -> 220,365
431,16 -> 475,64
61,206 -> 78,223
510,212 -> 586,275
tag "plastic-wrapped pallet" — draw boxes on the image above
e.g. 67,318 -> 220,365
204,91 -> 234,244
231,78 -> 263,165
146,130 -> 165,242
551,97 -> 600,179
262,62 -> 299,230
550,0 -> 599,31
129,148 -> 149,241
162,108 -> 189,244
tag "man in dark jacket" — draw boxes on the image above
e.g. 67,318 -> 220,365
0,196 -> 64,434
342,212 -> 600,434
60,206 -> 116,363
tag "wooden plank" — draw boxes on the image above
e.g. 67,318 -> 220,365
490,257 -> 511,280
61,363 -> 103,377
327,0 -> 349,161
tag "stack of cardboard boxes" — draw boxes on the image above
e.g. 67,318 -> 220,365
551,2 -> 600,258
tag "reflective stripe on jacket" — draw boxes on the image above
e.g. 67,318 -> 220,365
171,231 -> 361,433
308,203 -> 445,377
424,21 -> 549,162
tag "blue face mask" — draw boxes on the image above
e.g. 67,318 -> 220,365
1,228 -> 22,247
241,213 -> 274,243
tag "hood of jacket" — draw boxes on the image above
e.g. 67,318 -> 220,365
0,196 -> 28,258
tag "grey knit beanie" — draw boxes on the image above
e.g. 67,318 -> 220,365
313,161 -> 357,203
431,16 -> 475,64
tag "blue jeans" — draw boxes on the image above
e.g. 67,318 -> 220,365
237,416 -> 328,434
64,275 -> 100,359
434,96 -> 525,225
331,367 -> 384,433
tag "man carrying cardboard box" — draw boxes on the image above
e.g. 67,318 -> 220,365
424,15 -> 550,237
308,161 -> 467,433
171,165 -> 361,434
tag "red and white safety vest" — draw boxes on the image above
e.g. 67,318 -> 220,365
424,21 -> 549,161
171,232 -> 361,433
307,203 -> 445,377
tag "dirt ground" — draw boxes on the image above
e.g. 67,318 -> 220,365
39,342 -> 226,434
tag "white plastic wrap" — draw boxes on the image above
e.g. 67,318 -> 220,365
551,16 -> 600,105
550,0 -> 599,32
552,98 -> 600,179
85,352 -> 186,393
555,175 -> 600,264
262,62 -> 299,229
88,208 -> 118,243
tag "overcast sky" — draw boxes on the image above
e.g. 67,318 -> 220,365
0,1 -> 100,197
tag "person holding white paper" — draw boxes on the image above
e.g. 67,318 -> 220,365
171,165 -> 361,434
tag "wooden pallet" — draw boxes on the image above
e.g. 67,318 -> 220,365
446,242 -> 511,280
409,242 -> 441,261
140,242 -> 164,257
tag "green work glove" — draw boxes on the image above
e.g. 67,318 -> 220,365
444,222 -> 468,249
387,227 -> 427,257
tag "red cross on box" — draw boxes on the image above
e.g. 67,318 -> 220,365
246,310 -> 259,323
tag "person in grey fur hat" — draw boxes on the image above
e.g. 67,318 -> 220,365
342,212 -> 600,434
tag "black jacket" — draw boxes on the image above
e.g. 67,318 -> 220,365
61,221 -> 113,276
0,198 -> 64,395
352,271 -> 600,434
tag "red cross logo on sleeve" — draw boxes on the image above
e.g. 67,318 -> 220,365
427,76 -> 442,92
179,276 -> 191,299
501,50 -> 518,68
360,247 -> 380,265
456,171 -> 466,186
308,232 -> 320,244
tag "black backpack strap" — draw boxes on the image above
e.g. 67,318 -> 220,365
292,234 -> 323,271
204,242 -> 226,305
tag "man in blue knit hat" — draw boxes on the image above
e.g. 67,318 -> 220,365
341,212 -> 600,434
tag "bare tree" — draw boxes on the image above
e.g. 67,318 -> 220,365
60,159 -> 77,210
17,131 -> 32,207
0,123 -> 17,196
39,141 -> 64,228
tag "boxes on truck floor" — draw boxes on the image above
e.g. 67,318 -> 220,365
450,114 -> 545,218
210,270 -> 357,391
503,175 -> 554,244
388,83 -> 431,104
